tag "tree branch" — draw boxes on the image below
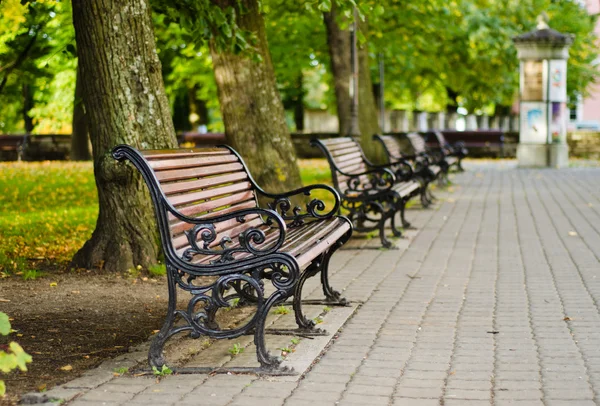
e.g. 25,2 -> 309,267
0,30 -> 39,95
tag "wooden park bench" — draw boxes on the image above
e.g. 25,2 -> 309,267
404,132 -> 452,185
373,134 -> 440,207
112,144 -> 352,373
431,131 -> 468,171
0,135 -> 27,161
311,137 -> 422,248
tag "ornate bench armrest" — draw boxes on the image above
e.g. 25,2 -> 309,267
168,207 -> 289,266
363,160 -> 415,183
336,167 -> 396,198
257,184 -> 341,227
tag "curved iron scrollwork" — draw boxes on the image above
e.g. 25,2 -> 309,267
175,208 -> 286,265
343,168 -> 396,199
265,185 -> 340,228
389,159 -> 415,183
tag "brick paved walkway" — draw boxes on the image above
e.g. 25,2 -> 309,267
65,163 -> 600,406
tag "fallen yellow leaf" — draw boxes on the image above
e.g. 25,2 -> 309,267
60,365 -> 73,371
49,282 -> 57,287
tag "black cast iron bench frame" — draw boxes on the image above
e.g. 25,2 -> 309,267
373,134 -> 440,207
311,137 -> 422,249
112,145 -> 352,374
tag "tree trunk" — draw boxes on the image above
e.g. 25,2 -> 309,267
356,19 -> 382,162
209,0 -> 302,193
71,0 -> 178,272
323,4 -> 351,137
70,64 -> 92,160
324,8 -> 382,161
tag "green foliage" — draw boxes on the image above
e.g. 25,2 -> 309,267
228,343 -> 244,355
0,313 -> 10,336
152,365 -> 173,376
372,0 -> 599,113
0,312 -> 33,397
148,263 -> 166,277
21,269 -> 44,280
0,0 -> 76,133
290,337 -> 300,345
113,367 -> 129,375
0,162 -> 97,276
273,305 -> 290,315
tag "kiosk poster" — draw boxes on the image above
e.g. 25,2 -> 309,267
550,102 -> 567,143
549,60 -> 567,102
522,61 -> 544,101
520,102 -> 548,144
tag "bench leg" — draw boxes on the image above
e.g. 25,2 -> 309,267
378,210 -> 395,249
320,234 -> 351,305
148,266 -> 178,368
390,210 -> 403,238
420,184 -> 432,208
399,199 -> 412,229
292,262 -> 322,331
255,290 -> 289,370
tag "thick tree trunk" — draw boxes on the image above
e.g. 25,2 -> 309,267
71,0 -> 178,272
70,64 -> 92,160
324,8 -> 382,161
209,0 -> 302,193
323,4 -> 351,137
356,19 -> 382,161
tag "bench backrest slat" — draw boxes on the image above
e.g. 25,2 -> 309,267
141,148 -> 261,260
315,138 -> 370,193
376,135 -> 403,161
406,132 -> 427,154
433,131 -> 448,147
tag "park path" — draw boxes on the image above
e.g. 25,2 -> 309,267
62,162 -> 600,406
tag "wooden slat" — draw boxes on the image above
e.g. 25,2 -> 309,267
338,163 -> 366,175
336,157 -> 364,171
149,154 -> 239,171
321,137 -> 352,145
156,163 -> 244,182
168,182 -> 252,207
326,141 -> 357,152
282,221 -> 335,256
296,221 -> 351,269
172,216 -> 264,250
143,149 -> 229,159
162,172 -> 249,196
177,191 -> 256,218
169,200 -> 257,235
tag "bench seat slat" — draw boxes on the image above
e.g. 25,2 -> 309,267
185,218 -> 350,269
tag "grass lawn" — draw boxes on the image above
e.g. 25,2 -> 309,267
0,159 -> 334,277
